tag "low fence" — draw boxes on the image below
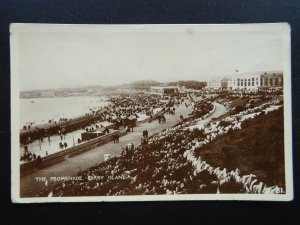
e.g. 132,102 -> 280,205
20,130 -> 120,177
20,109 -> 112,145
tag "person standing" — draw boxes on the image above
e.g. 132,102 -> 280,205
116,133 -> 119,143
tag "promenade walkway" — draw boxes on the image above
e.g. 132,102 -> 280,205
189,102 -> 227,130
20,99 -> 192,197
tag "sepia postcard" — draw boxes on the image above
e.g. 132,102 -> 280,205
11,23 -> 293,203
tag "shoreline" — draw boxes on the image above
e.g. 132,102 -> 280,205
20,98 -> 193,197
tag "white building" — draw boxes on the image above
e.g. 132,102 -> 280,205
150,86 -> 180,96
206,71 -> 283,91
230,73 -> 261,90
40,91 -> 55,97
206,78 -> 222,89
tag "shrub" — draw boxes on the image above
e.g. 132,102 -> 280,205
235,105 -> 245,113
219,120 -> 231,127
249,104 -> 255,109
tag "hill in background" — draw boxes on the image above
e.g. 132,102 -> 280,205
168,80 -> 206,90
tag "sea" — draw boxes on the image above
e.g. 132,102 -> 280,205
20,95 -> 110,128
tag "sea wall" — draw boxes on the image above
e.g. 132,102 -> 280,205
20,130 -> 120,177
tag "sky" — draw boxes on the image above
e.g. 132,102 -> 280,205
11,24 -> 288,91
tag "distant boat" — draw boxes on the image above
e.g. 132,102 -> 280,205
30,101 -> 35,103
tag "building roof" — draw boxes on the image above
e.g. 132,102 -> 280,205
232,70 -> 283,76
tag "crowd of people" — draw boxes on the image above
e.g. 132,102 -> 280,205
20,94 -> 175,162
108,94 -> 165,119
194,88 -> 283,97
38,100 -> 223,197
34,90 -> 285,197
20,114 -> 101,146
20,147 -> 37,161
20,94 -> 170,146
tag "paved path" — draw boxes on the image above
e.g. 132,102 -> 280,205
20,100 -> 192,197
210,102 -> 227,119
189,102 -> 227,129
21,121 -> 116,159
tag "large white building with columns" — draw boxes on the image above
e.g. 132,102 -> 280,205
206,71 -> 283,91
230,73 -> 261,90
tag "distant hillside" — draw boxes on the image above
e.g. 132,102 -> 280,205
168,80 -> 206,90
123,80 -> 162,89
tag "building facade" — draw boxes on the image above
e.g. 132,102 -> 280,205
230,73 -> 261,90
206,71 -> 283,91
260,72 -> 283,89
40,91 -> 55,97
206,78 -> 222,89
150,86 -> 180,96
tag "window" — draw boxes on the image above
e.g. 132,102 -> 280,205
248,79 -> 251,86
237,78 -> 240,86
241,79 -> 243,86
252,78 -> 255,86
278,77 -> 282,85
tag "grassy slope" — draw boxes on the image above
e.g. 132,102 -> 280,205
195,107 -> 285,188
217,95 -> 283,121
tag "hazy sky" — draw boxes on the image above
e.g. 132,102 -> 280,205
11,24 -> 287,91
